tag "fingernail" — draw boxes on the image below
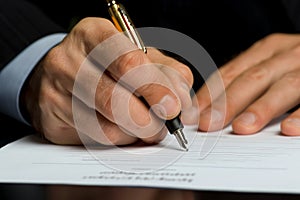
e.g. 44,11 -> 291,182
236,112 -> 256,126
285,118 -> 300,127
152,95 -> 180,119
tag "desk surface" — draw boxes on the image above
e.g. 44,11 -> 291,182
2,184 -> 300,200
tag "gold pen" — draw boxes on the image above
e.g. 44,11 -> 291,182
107,0 -> 147,53
106,0 -> 188,151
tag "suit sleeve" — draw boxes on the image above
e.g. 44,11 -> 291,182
0,0 -> 67,124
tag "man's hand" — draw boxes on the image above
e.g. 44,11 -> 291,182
22,17 -> 193,145
190,33 -> 300,135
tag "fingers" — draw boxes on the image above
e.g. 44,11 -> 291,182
28,17 -> 193,146
57,17 -> 191,122
34,78 -> 82,145
72,18 -> 187,120
72,57 -> 166,139
281,108 -> 300,136
146,48 -> 194,87
195,33 -> 300,113
158,65 -> 192,110
46,19 -> 168,143
193,70 -> 225,112
33,54 -> 166,146
41,90 -> 165,146
146,48 -> 194,110
199,44 -> 300,132
107,51 -> 182,119
76,28 -> 186,120
72,97 -> 138,145
41,95 -> 138,146
220,34 -> 300,81
65,95 -> 166,145
232,70 -> 300,134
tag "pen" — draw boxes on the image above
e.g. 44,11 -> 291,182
106,0 -> 188,151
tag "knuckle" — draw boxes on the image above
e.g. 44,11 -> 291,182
117,51 -> 147,75
220,67 -> 238,85
73,17 -> 116,42
100,28 -> 119,42
178,63 -> 194,86
43,46 -> 64,75
282,73 -> 300,88
73,18 -> 98,36
242,67 -> 269,82
139,82 -> 162,100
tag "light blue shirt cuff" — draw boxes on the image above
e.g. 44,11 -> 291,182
0,33 -> 67,125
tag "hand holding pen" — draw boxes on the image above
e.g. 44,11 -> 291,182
22,3 -> 193,148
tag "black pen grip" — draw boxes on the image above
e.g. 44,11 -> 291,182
165,114 -> 184,134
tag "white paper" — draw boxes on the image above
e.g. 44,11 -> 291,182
1,115 -> 300,194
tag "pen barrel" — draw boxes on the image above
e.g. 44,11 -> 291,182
107,1 -> 147,53
165,115 -> 184,134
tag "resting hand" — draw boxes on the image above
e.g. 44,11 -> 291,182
191,33 -> 300,135
21,17 -> 193,145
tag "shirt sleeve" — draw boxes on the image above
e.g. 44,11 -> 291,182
0,33 -> 67,125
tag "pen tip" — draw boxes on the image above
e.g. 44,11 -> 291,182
183,146 -> 189,152
173,129 -> 189,152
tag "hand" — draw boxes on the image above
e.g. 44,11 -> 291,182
21,17 -> 193,145
189,33 -> 300,135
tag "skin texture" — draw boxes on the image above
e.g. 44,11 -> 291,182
187,33 -> 300,135
22,17 -> 194,146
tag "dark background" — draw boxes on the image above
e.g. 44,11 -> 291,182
25,0 -> 298,91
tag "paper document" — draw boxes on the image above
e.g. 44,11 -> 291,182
1,116 -> 300,194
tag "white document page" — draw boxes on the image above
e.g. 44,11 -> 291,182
1,116 -> 300,194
